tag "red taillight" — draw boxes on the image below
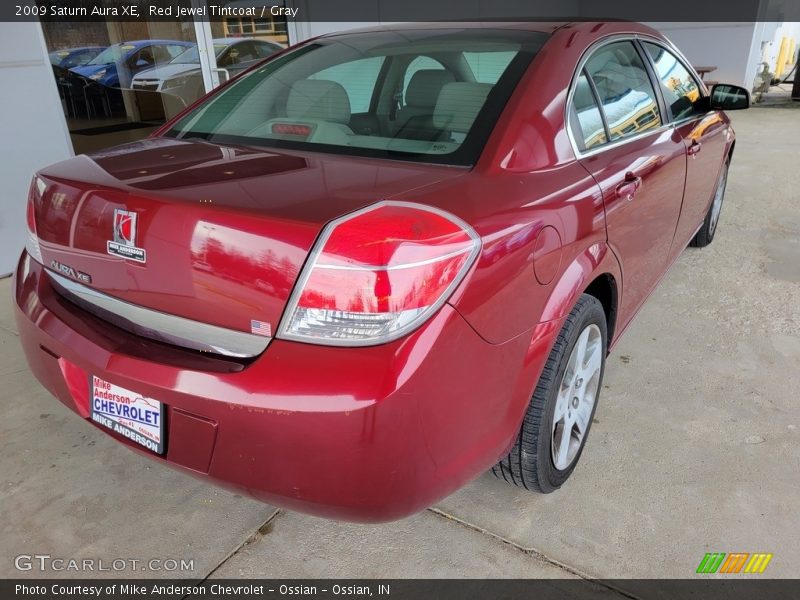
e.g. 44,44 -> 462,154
278,201 -> 480,345
25,176 -> 44,264
26,193 -> 37,234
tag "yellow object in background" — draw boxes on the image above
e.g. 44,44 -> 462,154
775,37 -> 790,79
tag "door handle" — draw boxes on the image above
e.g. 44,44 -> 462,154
688,140 -> 702,156
615,171 -> 642,201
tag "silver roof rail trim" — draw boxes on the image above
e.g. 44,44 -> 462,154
47,270 -> 269,359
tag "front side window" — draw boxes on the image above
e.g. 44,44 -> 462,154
223,42 -> 259,65
88,44 -> 130,66
166,29 -> 548,166
170,45 -> 226,65
133,46 -> 155,67
166,44 -> 190,60
643,42 -> 703,121
151,45 -> 173,64
585,41 -> 661,141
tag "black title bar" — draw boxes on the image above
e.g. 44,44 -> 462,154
4,0 -> 800,22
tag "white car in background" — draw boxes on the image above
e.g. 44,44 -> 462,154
131,37 -> 284,104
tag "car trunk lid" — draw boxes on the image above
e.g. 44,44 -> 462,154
33,137 -> 465,342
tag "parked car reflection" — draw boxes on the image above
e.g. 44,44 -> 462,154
53,65 -> 119,119
49,46 -> 106,69
70,40 -> 193,88
131,38 -> 284,104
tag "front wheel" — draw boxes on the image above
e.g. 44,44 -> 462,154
493,294 -> 607,493
691,159 -> 729,248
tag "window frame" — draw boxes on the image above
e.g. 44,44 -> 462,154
568,68 -> 610,152
565,33 -> 708,159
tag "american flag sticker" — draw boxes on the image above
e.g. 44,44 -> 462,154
250,320 -> 272,337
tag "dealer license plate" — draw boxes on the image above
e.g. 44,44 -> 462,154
90,376 -> 164,454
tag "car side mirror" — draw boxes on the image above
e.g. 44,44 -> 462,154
135,59 -> 150,68
710,84 -> 750,110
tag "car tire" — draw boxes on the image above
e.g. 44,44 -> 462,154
493,294 -> 607,493
691,159 -> 730,248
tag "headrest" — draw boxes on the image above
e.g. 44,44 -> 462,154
433,82 -> 493,133
287,79 -> 351,124
405,69 -> 456,108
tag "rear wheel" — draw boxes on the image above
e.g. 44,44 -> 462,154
493,294 -> 607,493
691,159 -> 729,248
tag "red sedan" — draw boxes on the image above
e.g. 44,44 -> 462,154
14,22 -> 748,521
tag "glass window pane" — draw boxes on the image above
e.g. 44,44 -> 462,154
644,42 -> 702,121
236,42 -> 257,61
254,18 -> 273,32
226,19 -> 242,35
464,51 -> 516,83
166,30 -> 547,165
585,41 -> 661,141
308,56 -> 385,114
402,56 -> 445,106
570,71 -> 607,150
166,44 -> 189,59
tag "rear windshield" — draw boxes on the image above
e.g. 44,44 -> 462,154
166,29 -> 548,166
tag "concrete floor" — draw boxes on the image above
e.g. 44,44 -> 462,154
1,106 -> 798,586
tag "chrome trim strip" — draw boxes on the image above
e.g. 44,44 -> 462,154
47,270 -> 269,359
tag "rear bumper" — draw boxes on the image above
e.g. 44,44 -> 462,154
13,252 -> 555,522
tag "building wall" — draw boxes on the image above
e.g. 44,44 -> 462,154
761,21 -> 800,78
651,23 -> 759,88
0,22 -> 73,277
652,22 -> 800,90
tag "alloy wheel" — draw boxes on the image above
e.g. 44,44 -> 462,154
551,323 -> 603,471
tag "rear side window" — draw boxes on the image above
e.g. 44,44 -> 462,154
584,41 -> 661,141
309,56 -> 385,114
643,42 -> 703,121
255,41 -> 281,58
569,71 -> 608,151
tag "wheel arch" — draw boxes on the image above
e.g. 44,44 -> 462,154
583,272 -> 619,347
535,241 -> 622,354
